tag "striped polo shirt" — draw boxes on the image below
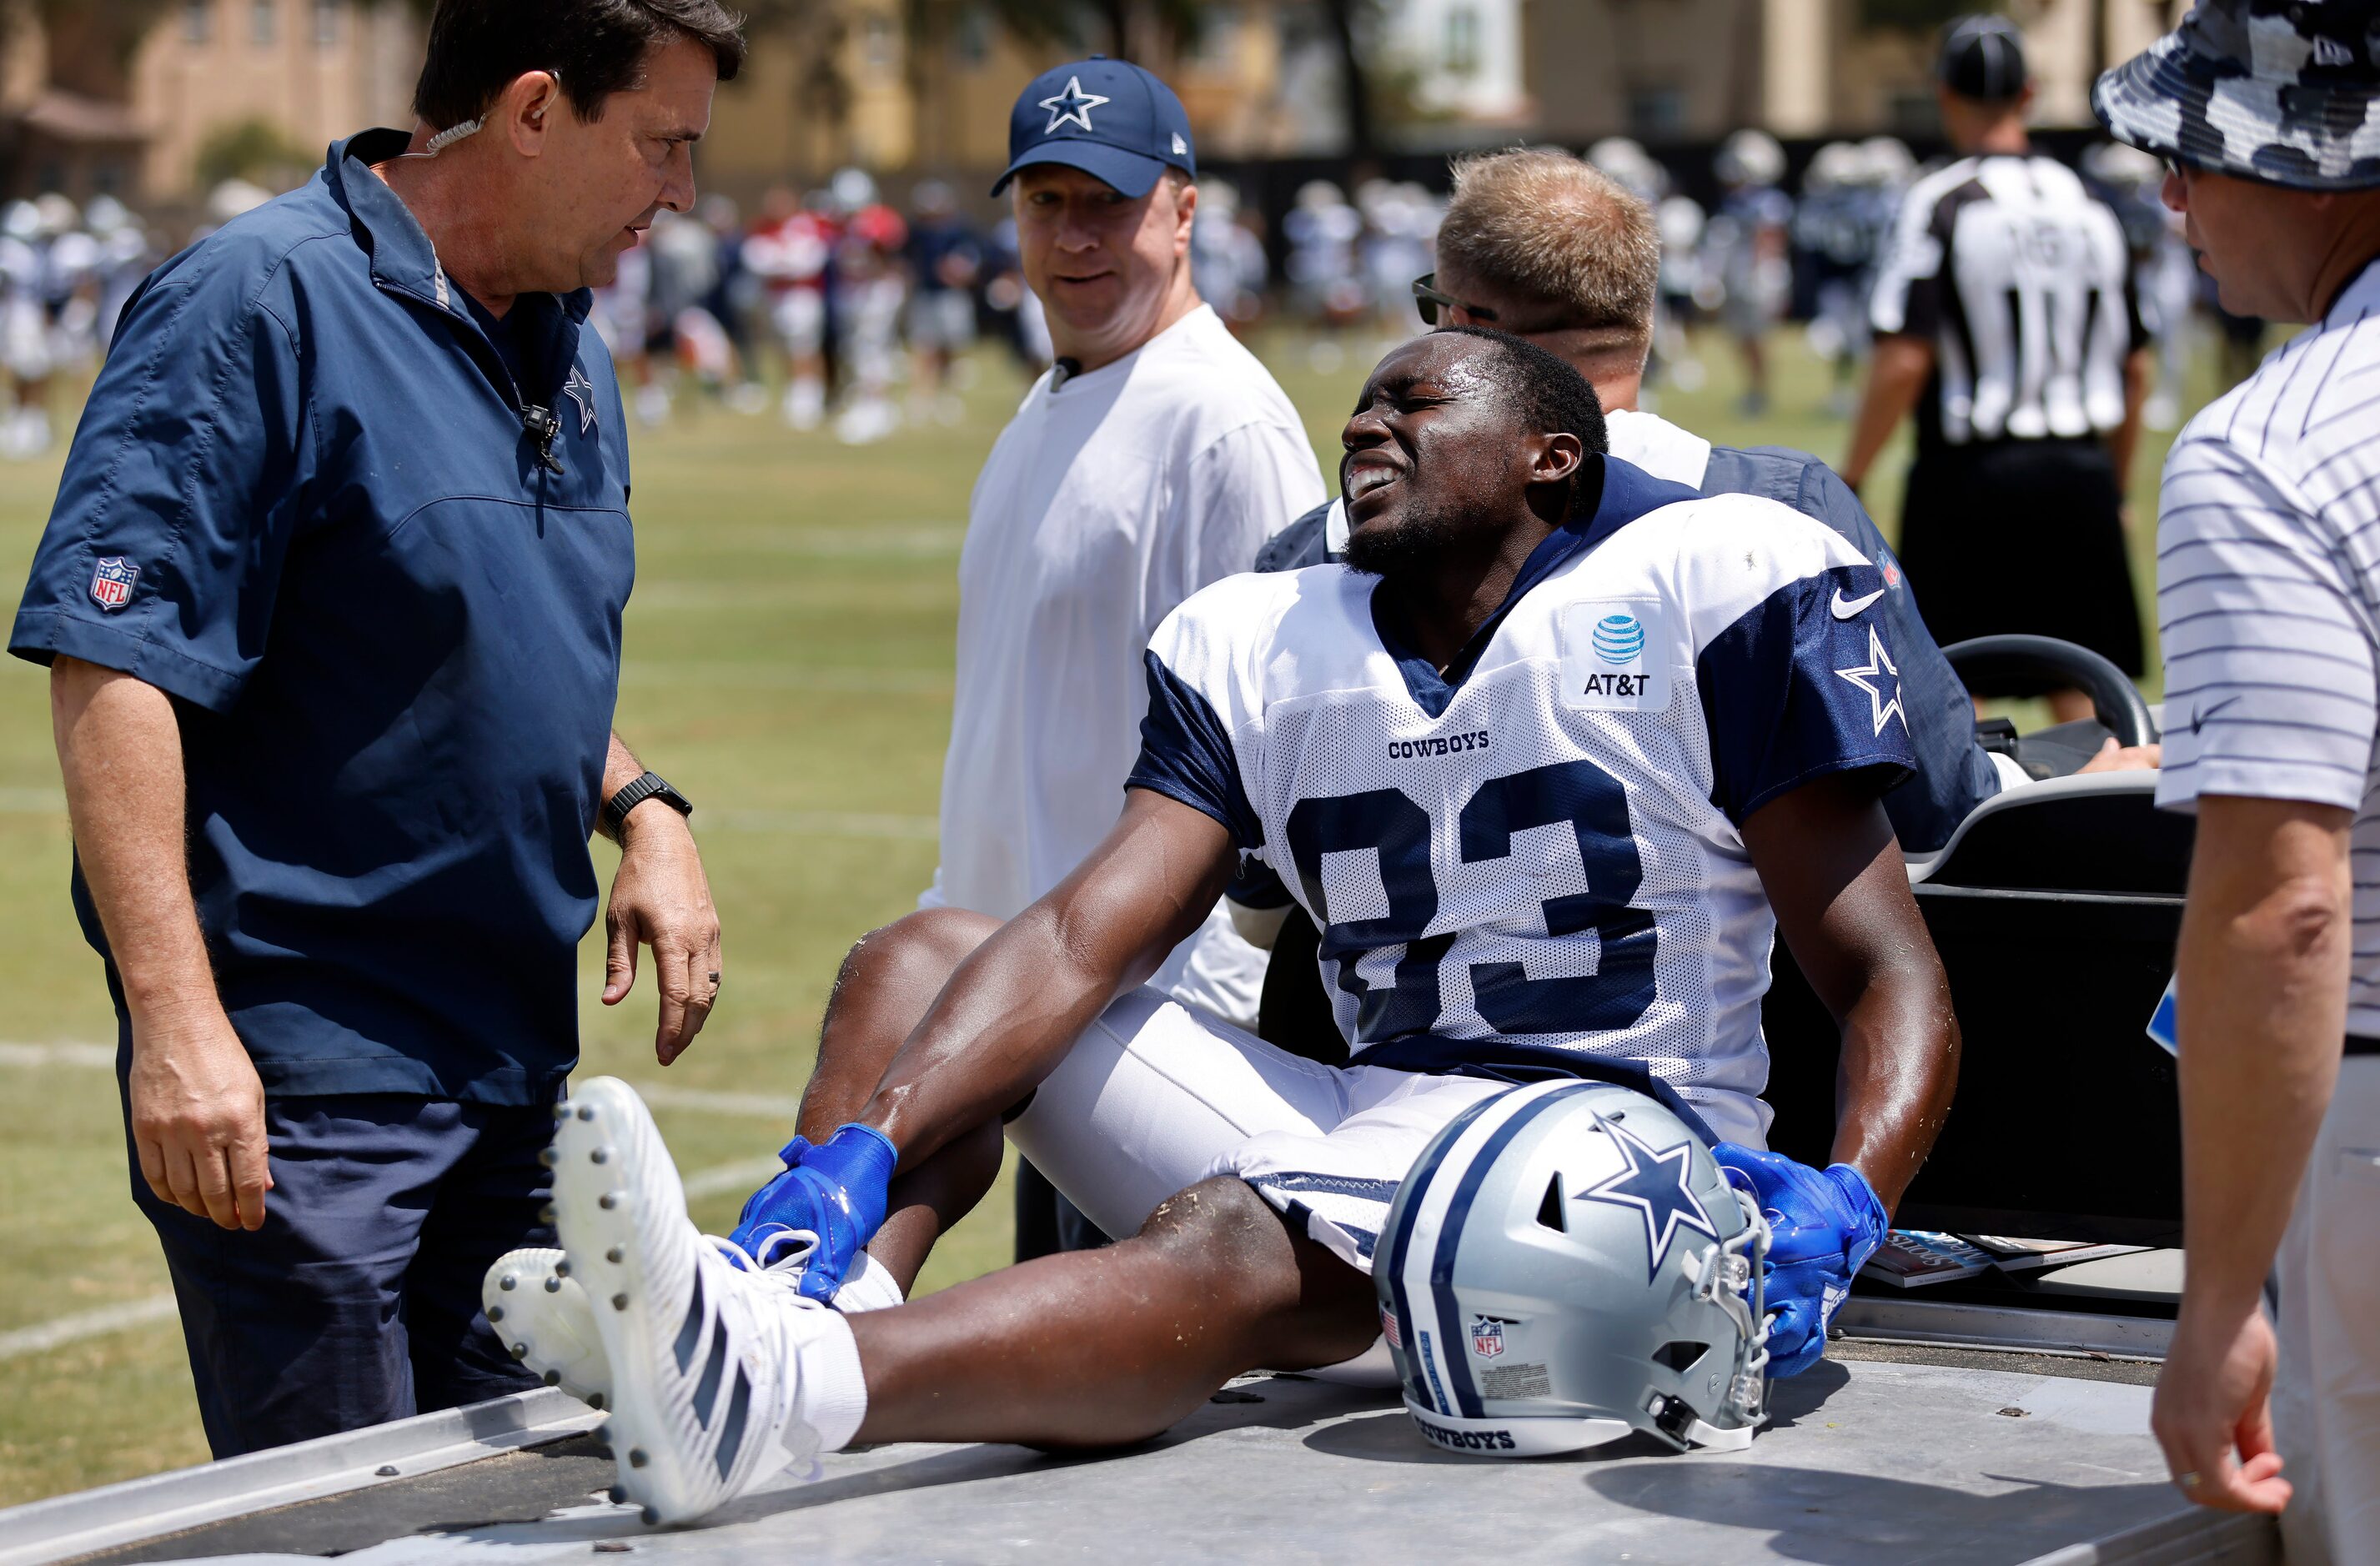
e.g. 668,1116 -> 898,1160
2156,258 -> 2380,1033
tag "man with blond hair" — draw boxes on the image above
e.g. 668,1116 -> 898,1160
1256,146 -> 2142,861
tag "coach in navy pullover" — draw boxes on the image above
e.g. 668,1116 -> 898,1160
9,0 -> 740,1457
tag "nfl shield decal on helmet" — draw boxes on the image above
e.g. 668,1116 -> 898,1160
89,557 -> 138,611
1470,1317 -> 1506,1359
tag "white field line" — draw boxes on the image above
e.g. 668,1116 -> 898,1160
616,662 -> 951,694
680,1155 -> 787,1198
0,1296 -> 179,1361
0,1042 -> 115,1068
0,1048 -> 801,1126
0,789 -> 937,844
710,808 -> 937,841
635,523 -> 963,558
0,1151 -> 785,1363
634,1082 -> 802,1121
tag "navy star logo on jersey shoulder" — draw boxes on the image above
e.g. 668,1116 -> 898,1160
562,368 -> 599,435
1039,75 -> 1110,134
1576,1113 -> 1719,1279
1835,625 -> 1906,736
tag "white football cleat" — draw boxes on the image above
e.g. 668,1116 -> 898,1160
553,1077 -> 850,1525
485,1247 -> 613,1408
485,1237 -> 901,1415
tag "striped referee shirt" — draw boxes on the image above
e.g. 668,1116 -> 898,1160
1870,153 -> 2144,456
2157,258 -> 2380,1032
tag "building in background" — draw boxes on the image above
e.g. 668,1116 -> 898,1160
0,0 -> 2197,209
129,0 -> 419,198
0,0 -> 419,203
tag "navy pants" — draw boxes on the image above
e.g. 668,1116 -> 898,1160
119,1073 -> 555,1458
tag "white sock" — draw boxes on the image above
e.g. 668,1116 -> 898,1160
830,1252 -> 906,1315
797,1307 -> 869,1453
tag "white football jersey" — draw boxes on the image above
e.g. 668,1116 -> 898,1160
1130,458 -> 1916,1143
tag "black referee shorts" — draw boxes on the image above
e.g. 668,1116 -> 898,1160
1898,438 -> 2144,679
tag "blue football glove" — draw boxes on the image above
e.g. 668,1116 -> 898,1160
1710,1143 -> 1888,1378
725,1122 -> 897,1302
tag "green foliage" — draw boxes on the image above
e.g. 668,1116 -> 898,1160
193,116 -> 315,190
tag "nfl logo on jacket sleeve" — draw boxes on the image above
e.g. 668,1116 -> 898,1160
89,557 -> 138,611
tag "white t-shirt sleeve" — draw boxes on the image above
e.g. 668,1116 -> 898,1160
2155,433 -> 2379,815
1174,419 -> 1327,604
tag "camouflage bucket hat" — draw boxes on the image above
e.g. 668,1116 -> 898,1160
2093,0 -> 2380,190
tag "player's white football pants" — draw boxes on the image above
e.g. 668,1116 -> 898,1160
1004,986 -> 1766,1383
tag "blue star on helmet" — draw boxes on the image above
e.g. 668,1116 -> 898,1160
1576,1113 -> 1719,1279
1834,625 -> 1906,737
1039,75 -> 1111,135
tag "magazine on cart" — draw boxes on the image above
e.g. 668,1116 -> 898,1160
1859,1231 -> 2151,1288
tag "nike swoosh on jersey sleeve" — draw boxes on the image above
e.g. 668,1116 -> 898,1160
1695,564 -> 1918,826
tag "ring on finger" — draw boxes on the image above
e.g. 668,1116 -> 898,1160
2176,1471 -> 2202,1490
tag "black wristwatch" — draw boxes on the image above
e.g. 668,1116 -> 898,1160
604,770 -> 693,841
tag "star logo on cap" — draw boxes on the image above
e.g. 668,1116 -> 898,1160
1039,75 -> 1110,134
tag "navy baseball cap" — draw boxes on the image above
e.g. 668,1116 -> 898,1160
992,57 -> 1197,198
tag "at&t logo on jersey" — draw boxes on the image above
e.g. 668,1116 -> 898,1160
1591,613 -> 1644,665
1559,601 -> 1670,711
89,557 -> 138,611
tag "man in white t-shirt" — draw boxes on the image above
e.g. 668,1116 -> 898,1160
870,58 -> 1323,1250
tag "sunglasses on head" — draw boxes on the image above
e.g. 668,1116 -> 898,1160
1412,273 -> 1498,327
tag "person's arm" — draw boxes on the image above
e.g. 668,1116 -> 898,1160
1180,422 -> 1328,596
1741,771 -> 1958,1209
2110,345 -> 2152,499
597,732 -> 723,1065
1840,334 -> 1933,494
2152,793 -> 2349,1514
858,787 -> 1238,1167
52,655 -> 270,1232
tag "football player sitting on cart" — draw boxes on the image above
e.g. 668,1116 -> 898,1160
490,327 -> 1960,1523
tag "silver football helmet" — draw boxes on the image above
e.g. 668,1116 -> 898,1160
1375,1079 -> 1770,1458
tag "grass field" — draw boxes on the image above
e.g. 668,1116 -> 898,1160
0,321 -> 2222,1506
